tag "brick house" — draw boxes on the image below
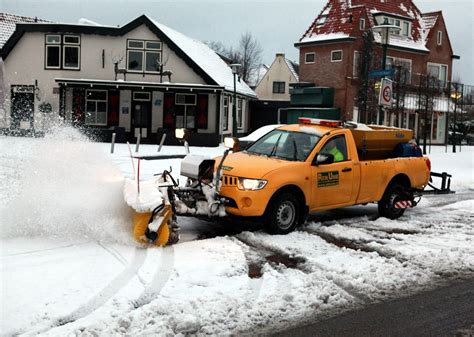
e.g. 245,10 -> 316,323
1,14 -> 256,145
295,0 -> 459,143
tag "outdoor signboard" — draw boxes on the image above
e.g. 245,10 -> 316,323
369,69 -> 394,78
379,77 -> 393,107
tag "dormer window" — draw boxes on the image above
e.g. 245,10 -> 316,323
437,31 -> 443,45
378,16 -> 411,37
317,15 -> 328,26
402,22 -> 410,36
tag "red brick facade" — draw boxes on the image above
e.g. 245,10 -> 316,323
296,1 -> 457,121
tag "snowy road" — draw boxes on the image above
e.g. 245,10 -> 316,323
1,129 -> 473,336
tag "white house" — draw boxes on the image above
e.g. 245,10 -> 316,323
255,53 -> 299,101
0,14 -> 256,145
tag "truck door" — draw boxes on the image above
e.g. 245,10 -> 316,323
310,134 -> 354,209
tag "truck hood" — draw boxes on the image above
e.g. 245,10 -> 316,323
216,151 -> 298,179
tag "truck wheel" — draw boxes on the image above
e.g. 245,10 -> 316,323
265,193 -> 301,234
378,184 -> 407,219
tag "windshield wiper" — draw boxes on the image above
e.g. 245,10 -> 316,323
269,133 -> 283,157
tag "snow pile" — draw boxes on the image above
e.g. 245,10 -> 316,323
0,126 -> 132,244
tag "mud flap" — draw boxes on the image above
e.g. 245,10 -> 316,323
133,205 -> 172,246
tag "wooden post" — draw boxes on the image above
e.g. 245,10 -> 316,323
158,133 -> 166,152
110,132 -> 116,154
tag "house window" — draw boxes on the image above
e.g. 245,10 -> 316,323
273,81 -> 285,94
175,94 -> 197,129
353,51 -> 360,77
359,18 -> 365,30
46,34 -> 80,69
402,22 -> 410,36
331,50 -> 343,62
437,31 -> 443,45
316,15 -> 328,26
223,96 -> 229,131
45,35 -> 61,69
85,90 -> 107,126
127,39 -> 162,72
428,63 -> 448,86
63,35 -> 80,69
305,52 -> 315,64
237,99 -> 243,129
386,57 -> 412,84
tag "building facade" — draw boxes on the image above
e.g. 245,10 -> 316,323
295,0 -> 459,144
0,15 -> 256,145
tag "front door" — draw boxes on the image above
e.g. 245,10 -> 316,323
310,134 -> 355,210
132,91 -> 151,139
11,86 -> 34,130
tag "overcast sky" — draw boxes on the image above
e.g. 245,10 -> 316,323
2,0 -> 473,84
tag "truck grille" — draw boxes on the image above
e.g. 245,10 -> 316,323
222,175 -> 238,186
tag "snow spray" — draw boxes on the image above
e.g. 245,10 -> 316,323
0,125 -> 133,244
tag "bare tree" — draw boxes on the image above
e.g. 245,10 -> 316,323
205,32 -> 263,83
237,32 -> 262,83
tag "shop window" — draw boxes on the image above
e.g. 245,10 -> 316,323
85,90 -> 107,126
223,96 -> 229,131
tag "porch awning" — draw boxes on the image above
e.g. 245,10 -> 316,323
55,78 -> 225,93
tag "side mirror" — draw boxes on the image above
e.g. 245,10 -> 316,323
224,137 -> 241,152
313,153 -> 334,166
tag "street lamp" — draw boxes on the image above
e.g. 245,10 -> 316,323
230,63 -> 241,137
372,20 -> 400,125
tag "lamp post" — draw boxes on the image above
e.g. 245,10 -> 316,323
230,63 -> 241,137
372,20 -> 400,125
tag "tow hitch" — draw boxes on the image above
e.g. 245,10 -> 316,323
424,171 -> 454,195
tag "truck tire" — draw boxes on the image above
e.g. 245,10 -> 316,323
265,193 -> 301,234
378,184 -> 407,219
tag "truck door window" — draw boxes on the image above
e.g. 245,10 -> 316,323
320,135 -> 347,162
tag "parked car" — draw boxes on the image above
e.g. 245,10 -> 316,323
239,124 -> 282,149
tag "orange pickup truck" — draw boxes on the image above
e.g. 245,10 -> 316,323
218,119 -> 431,234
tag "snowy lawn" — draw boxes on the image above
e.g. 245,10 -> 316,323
1,128 -> 473,336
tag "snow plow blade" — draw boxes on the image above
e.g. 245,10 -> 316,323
133,205 -> 173,246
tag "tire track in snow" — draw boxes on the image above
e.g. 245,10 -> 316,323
235,233 -> 371,303
131,246 -> 175,309
23,246 -> 147,335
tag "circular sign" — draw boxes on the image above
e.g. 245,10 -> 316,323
382,85 -> 392,103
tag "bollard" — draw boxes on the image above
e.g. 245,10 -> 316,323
158,133 -> 167,152
135,133 -> 141,153
184,140 -> 190,154
110,133 -> 116,154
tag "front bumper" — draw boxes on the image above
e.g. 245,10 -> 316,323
219,185 -> 275,217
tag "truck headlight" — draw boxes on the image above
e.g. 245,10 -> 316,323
237,178 -> 267,190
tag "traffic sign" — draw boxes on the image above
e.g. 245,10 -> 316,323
369,69 -> 394,78
379,78 -> 393,107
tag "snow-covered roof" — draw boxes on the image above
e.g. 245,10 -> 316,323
285,58 -> 299,82
298,0 -> 449,54
0,13 -> 50,49
150,17 -> 256,97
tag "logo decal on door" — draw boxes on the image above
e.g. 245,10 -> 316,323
317,171 -> 339,187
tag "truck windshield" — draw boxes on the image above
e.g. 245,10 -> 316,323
245,130 -> 320,161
